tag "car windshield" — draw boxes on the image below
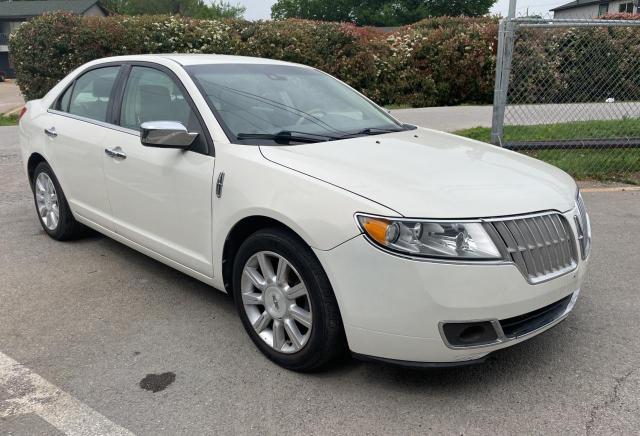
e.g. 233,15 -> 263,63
187,63 -> 408,144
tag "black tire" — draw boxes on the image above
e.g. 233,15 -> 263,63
232,227 -> 346,372
32,162 -> 84,240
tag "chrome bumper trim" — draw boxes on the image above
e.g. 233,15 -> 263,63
438,289 -> 580,350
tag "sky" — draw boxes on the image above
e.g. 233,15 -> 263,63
233,0 -> 565,20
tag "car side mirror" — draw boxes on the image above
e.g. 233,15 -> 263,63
140,121 -> 198,149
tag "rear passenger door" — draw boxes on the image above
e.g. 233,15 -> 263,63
101,64 -> 216,278
46,65 -> 122,230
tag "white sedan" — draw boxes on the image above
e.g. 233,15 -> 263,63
19,55 -> 591,371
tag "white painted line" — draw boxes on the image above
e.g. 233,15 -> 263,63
0,351 -> 134,436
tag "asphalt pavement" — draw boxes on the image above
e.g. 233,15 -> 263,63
1,125 -> 639,435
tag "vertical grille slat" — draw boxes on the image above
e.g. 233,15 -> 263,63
506,220 -> 538,279
493,221 -> 528,275
490,212 -> 577,284
526,217 -> 551,275
550,213 -> 571,267
542,214 -> 563,268
560,216 -> 578,263
520,219 -> 544,276
532,216 -> 553,273
537,216 -> 559,271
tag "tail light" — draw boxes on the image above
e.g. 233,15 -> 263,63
18,106 -> 27,121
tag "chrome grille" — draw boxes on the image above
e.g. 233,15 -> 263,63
488,213 -> 577,284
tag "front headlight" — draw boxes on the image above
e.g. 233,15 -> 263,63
356,214 -> 502,260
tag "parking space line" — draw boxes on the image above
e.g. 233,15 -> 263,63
0,351 -> 134,436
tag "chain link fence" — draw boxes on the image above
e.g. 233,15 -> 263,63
491,16 -> 640,184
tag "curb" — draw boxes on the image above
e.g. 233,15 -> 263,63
581,186 -> 640,193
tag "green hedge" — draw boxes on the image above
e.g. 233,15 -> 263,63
510,23 -> 640,104
9,13 -> 498,105
12,13 -> 639,107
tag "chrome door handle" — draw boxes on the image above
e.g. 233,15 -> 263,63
104,147 -> 127,160
44,127 -> 57,138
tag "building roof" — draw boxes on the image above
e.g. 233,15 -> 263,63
0,1 -> 107,19
550,0 -> 604,12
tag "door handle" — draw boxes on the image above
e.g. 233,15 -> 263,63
44,127 -> 57,138
104,147 -> 127,160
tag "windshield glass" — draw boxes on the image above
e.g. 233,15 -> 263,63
187,64 -> 406,144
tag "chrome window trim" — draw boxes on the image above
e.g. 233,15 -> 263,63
47,109 -> 139,136
353,211 -> 580,281
438,289 -> 580,350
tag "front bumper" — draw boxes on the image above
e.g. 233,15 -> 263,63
314,229 -> 587,364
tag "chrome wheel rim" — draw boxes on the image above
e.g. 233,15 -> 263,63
241,251 -> 312,354
35,173 -> 60,231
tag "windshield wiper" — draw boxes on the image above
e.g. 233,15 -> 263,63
360,127 -> 405,134
236,130 -> 341,144
339,126 -> 409,138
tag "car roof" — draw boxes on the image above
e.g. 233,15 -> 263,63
92,54 -> 313,69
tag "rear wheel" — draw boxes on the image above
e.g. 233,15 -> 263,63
232,228 -> 346,371
32,162 -> 84,240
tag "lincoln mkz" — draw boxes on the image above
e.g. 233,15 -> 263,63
19,55 -> 591,371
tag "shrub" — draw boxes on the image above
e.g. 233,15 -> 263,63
404,17 -> 498,106
10,12 -> 498,106
509,22 -> 640,104
600,12 -> 640,20
10,12 -> 640,108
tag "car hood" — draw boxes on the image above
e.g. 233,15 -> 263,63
259,128 -> 577,218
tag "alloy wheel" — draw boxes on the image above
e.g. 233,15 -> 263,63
35,172 -> 60,231
240,251 -> 313,354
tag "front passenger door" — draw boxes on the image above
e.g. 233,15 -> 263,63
102,65 -> 215,277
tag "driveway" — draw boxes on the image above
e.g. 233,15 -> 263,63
0,80 -> 24,114
390,102 -> 640,132
391,106 -> 492,132
1,126 -> 639,435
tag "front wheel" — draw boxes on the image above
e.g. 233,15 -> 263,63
232,228 -> 346,371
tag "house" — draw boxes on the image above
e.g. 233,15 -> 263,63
551,1 -> 638,19
0,0 -> 109,77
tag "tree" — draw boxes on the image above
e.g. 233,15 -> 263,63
270,0 -> 356,22
271,0 -> 496,26
100,0 -> 245,19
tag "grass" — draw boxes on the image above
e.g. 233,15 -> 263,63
454,119 -> 640,184
0,114 -> 19,126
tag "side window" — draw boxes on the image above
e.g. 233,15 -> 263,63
56,85 -> 73,112
67,67 -> 120,122
120,66 -> 207,154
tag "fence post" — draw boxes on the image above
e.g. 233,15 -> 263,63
491,18 -> 516,146
491,19 -> 507,145
491,0 -> 518,146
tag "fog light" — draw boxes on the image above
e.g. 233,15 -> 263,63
441,321 -> 498,347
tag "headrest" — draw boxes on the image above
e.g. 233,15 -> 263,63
139,85 -> 171,122
140,85 -> 171,103
92,77 -> 113,99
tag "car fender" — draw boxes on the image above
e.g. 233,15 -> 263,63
210,142 -> 399,289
